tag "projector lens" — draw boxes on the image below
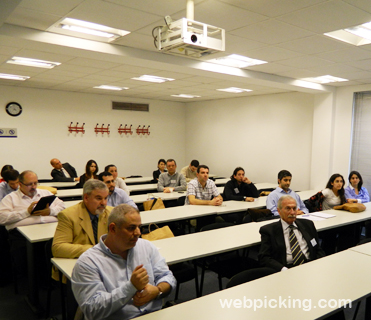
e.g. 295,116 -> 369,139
191,34 -> 197,43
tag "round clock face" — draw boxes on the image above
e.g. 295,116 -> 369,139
5,102 -> 22,117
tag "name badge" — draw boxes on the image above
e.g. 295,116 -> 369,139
171,180 -> 176,184
234,188 -> 239,194
310,238 -> 317,247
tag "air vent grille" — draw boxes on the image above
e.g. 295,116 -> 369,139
112,101 -> 149,112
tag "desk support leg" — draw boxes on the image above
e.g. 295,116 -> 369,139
25,241 -> 42,315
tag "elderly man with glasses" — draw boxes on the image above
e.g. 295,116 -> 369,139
0,170 -> 65,276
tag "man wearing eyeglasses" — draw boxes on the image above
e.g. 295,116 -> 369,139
0,170 -> 65,230
0,170 -> 65,276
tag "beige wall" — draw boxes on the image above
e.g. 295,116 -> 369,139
0,85 -> 186,179
185,92 -> 314,191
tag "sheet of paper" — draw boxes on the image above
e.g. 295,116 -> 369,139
297,215 -> 325,221
310,212 -> 336,219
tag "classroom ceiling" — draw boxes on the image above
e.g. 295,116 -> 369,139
1,0 -> 371,102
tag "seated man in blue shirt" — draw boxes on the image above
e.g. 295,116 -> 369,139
266,170 -> 308,216
0,169 -> 19,201
72,204 -> 176,320
98,172 -> 137,210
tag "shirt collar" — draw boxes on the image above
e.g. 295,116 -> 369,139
281,219 -> 298,230
277,187 -> 292,194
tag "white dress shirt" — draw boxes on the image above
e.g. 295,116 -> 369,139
0,188 -> 65,230
281,219 -> 310,265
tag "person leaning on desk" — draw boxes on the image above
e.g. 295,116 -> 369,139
258,195 -> 325,272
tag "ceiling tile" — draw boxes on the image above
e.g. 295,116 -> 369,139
277,0 -> 371,33
230,19 -> 314,44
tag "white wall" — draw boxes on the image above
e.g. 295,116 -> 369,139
0,85 -> 186,179
185,92 -> 314,191
332,83 -> 371,183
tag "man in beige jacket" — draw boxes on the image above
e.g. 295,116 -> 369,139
52,180 -> 113,270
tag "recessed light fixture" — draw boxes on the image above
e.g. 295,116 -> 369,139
208,54 -> 267,68
217,87 -> 252,93
93,85 -> 129,91
325,21 -> 371,46
171,94 -> 201,98
6,56 -> 61,69
0,73 -> 30,81
131,75 -> 175,83
301,75 -> 348,84
48,18 -> 130,42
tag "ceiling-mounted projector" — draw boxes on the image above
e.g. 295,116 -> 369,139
154,18 -> 225,58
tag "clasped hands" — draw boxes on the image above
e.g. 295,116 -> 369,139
131,264 -> 158,307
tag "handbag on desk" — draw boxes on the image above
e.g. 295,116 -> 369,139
141,223 -> 174,241
143,197 -> 165,211
333,203 -> 366,213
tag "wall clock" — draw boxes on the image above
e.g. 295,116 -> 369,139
5,102 -> 22,117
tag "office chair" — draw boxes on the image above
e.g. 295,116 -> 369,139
45,238 -> 66,320
226,267 -> 275,288
198,222 -> 249,295
169,261 -> 199,301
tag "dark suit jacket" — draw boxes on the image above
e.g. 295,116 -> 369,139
258,218 -> 325,272
51,163 -> 78,182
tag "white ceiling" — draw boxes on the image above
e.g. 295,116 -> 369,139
1,0 -> 371,102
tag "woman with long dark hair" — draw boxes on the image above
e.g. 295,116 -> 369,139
77,160 -> 99,187
344,171 -> 370,203
307,173 -> 346,212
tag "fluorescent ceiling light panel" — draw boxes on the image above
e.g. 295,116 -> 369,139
208,54 -> 267,68
217,87 -> 252,93
0,73 -> 30,81
7,56 -> 61,69
131,75 -> 175,83
324,21 -> 371,46
49,18 -> 130,42
301,75 -> 348,84
93,85 -> 128,91
171,94 -> 201,98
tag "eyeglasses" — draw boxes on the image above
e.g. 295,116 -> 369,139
20,181 -> 39,187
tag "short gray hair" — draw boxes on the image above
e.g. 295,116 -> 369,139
83,179 -> 108,195
277,195 -> 296,210
108,204 -> 139,231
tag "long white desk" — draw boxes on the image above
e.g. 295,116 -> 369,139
350,241 -> 371,256
39,181 -> 78,188
56,182 -> 279,200
138,249 -> 371,320
50,203 -> 371,282
51,250 -> 371,319
17,222 -> 60,312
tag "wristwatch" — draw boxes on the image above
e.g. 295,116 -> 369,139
156,287 -> 163,299
243,196 -> 247,201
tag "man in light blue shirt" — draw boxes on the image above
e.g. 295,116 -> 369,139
0,169 -> 19,201
99,172 -> 138,209
266,170 -> 308,216
72,204 -> 176,320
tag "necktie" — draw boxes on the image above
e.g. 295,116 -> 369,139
92,216 -> 98,244
61,167 -> 71,178
289,225 -> 305,266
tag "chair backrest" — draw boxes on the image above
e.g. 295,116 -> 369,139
200,222 -> 234,232
45,238 -> 54,267
226,267 -> 276,289
357,238 -> 371,245
177,196 -> 186,206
